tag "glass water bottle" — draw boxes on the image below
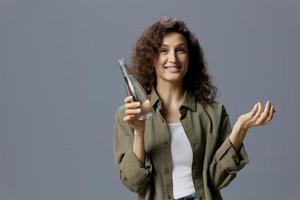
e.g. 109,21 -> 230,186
118,59 -> 153,120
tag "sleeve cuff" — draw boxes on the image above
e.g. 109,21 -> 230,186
120,148 -> 152,181
215,137 -> 250,173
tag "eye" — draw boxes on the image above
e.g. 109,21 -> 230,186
176,47 -> 186,53
159,48 -> 168,54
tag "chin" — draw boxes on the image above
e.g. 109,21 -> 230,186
164,76 -> 184,83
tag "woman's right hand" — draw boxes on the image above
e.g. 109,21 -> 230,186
123,96 -> 145,134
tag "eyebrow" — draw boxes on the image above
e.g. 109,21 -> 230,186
160,43 -> 186,47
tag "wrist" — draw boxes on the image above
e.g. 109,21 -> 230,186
232,126 -> 247,139
235,119 -> 249,133
134,127 -> 145,136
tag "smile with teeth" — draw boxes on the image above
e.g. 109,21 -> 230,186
163,65 -> 182,73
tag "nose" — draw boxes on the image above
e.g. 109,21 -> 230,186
168,50 -> 177,63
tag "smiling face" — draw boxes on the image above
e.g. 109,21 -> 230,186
154,32 -> 189,86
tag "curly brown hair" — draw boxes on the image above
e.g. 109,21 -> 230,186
131,17 -> 217,102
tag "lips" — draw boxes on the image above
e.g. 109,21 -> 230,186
163,66 -> 182,73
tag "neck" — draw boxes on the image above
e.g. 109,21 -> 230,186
156,81 -> 185,109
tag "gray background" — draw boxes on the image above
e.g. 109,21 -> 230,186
0,0 -> 299,199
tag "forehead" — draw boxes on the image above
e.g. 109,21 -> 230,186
161,32 -> 187,46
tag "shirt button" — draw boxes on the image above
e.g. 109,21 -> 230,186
168,194 -> 172,199
164,141 -> 168,145
234,157 -> 240,165
165,168 -> 169,174
180,109 -> 186,115
193,143 -> 196,148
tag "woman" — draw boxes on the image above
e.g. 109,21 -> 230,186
113,17 -> 275,200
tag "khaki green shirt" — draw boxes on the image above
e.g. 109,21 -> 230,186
113,88 -> 249,200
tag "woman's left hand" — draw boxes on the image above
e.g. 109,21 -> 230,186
236,101 -> 276,131
229,101 -> 276,150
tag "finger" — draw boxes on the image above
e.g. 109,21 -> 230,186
249,103 -> 259,117
252,102 -> 262,122
265,105 -> 275,123
123,115 -> 136,122
256,101 -> 271,124
264,101 -> 274,121
273,106 -> 277,113
241,103 -> 258,124
125,102 -> 141,109
124,96 -> 134,104
265,101 -> 271,112
125,108 -> 141,116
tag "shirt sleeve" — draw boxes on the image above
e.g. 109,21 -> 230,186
209,107 -> 249,189
113,109 -> 152,193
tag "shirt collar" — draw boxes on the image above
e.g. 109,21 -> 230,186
150,87 -> 160,108
150,87 -> 196,111
181,89 -> 196,111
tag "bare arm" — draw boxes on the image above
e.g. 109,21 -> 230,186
133,129 -> 145,162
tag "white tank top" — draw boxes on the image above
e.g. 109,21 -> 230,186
168,123 -> 195,199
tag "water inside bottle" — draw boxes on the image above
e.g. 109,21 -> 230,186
137,99 -> 152,120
